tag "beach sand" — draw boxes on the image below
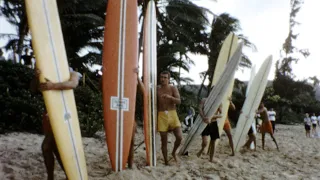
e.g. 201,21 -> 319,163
1,124 -> 320,180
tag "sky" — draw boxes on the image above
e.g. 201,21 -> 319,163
184,0 -> 320,84
1,0 -> 319,84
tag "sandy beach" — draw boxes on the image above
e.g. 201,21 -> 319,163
1,124 -> 320,180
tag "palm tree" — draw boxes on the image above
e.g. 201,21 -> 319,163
0,0 -> 29,59
197,13 -> 256,99
137,0 -> 212,85
0,0 -> 107,71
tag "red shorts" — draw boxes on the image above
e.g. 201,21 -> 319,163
260,121 -> 273,134
223,118 -> 231,131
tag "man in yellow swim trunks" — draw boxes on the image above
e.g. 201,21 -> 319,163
157,71 -> 182,165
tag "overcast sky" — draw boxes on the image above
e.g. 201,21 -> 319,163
185,0 -> 320,84
1,0 -> 319,84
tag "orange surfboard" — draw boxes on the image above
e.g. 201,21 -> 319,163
102,0 -> 138,172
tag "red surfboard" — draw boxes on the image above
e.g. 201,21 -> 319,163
102,0 -> 138,172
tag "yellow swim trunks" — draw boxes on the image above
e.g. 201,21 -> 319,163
158,110 -> 181,132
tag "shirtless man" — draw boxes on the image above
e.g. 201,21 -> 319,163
222,98 -> 236,156
31,67 -> 81,180
197,100 -> 222,162
257,102 -> 279,150
205,97 -> 235,156
157,71 -> 182,165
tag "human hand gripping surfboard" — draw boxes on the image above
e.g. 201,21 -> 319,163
233,56 -> 273,152
25,0 -> 88,179
178,42 -> 244,155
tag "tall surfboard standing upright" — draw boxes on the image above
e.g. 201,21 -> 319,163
179,43 -> 244,155
233,56 -> 273,152
211,33 -> 238,150
102,0 -> 138,172
25,0 -> 88,179
143,0 -> 157,167
247,65 -> 256,149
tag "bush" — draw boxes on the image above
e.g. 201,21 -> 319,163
0,61 -> 103,137
74,86 -> 103,137
279,110 -> 304,124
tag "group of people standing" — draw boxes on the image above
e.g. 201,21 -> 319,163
304,113 -> 320,137
31,66 -> 280,179
0,47 -> 35,68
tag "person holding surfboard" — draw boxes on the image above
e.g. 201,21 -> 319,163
157,71 -> 182,165
31,66 -> 81,180
222,98 -> 236,156
257,102 -> 279,150
207,98 -> 236,156
242,127 -> 257,150
127,68 -> 145,168
197,99 -> 222,162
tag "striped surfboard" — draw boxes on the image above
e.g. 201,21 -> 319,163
143,0 -> 157,167
102,0 -> 138,171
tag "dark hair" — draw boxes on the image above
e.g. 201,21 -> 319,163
160,70 -> 171,78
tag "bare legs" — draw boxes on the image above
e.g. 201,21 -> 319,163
160,127 -> 182,165
224,129 -> 235,156
41,133 -> 67,180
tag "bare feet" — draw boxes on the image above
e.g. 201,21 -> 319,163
196,151 -> 202,158
172,152 -> 180,163
164,159 -> 169,166
209,157 -> 218,163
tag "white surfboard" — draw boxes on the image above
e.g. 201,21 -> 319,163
233,56 -> 273,152
142,0 -> 157,167
247,65 -> 256,149
178,42 -> 243,155
212,33 -> 238,149
25,0 -> 88,179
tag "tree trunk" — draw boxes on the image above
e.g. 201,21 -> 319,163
197,71 -> 208,101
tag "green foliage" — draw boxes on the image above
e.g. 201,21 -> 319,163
0,0 -> 107,72
155,0 -> 211,84
0,61 -> 103,137
0,61 -> 44,133
176,86 -> 199,121
280,110 -> 304,124
74,86 -> 103,137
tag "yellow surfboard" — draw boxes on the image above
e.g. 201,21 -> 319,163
25,0 -> 88,179
211,33 -> 238,149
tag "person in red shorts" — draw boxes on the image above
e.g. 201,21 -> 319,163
31,67 -> 81,180
222,98 -> 236,156
207,97 -> 235,156
257,102 -> 279,151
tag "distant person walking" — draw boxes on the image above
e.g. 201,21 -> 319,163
184,106 -> 195,130
311,113 -> 317,136
304,113 -> 311,138
268,108 -> 276,133
317,113 -> 320,126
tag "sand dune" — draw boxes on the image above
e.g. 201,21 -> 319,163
1,125 -> 320,179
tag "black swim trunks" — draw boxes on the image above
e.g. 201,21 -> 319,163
201,121 -> 220,140
305,124 -> 311,131
248,126 -> 254,135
